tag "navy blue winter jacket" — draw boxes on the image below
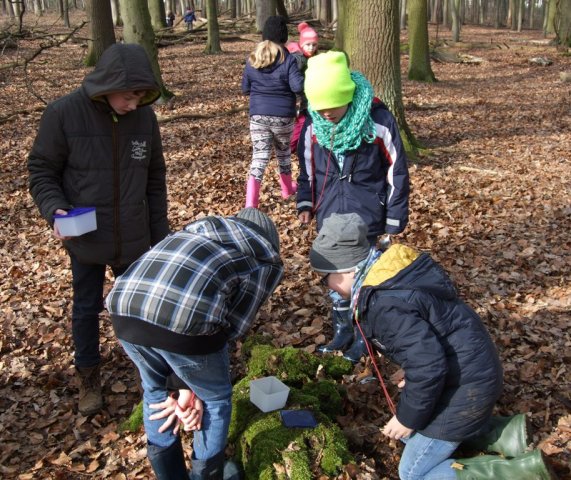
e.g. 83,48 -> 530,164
357,246 -> 503,441
296,101 -> 409,237
241,50 -> 304,118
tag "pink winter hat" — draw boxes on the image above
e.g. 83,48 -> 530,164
298,22 -> 318,47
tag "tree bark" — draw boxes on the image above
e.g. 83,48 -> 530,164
120,0 -> 173,100
451,0 -> 461,41
256,0 -> 276,32
555,0 -> 571,46
110,0 -> 122,26
408,0 -> 436,82
84,0 -> 116,67
148,0 -> 167,30
204,0 -> 222,53
337,0 -> 418,154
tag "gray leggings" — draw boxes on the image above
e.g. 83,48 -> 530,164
249,114 -> 295,181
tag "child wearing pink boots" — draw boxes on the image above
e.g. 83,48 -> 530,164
241,15 -> 304,208
286,22 -> 319,152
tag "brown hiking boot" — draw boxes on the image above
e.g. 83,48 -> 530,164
76,365 -> 103,415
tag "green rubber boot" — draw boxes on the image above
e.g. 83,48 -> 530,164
454,449 -> 557,480
462,414 -> 530,458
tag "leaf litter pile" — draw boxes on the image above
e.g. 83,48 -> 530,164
0,14 -> 569,480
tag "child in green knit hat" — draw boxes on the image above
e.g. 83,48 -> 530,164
296,50 -> 410,364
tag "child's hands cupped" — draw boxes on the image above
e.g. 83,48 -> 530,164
148,389 -> 203,434
175,389 -> 203,432
382,415 -> 414,441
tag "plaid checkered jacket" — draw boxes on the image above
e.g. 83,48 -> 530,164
106,216 -> 283,341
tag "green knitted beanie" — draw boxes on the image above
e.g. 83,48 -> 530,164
305,51 -> 356,110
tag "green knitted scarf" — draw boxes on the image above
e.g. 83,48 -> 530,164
308,71 -> 376,155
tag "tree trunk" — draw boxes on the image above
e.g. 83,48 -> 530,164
33,0 -> 42,16
400,0 -> 407,30
256,0 -> 276,32
337,0 -> 418,154
450,0 -> 461,41
110,0 -> 122,26
204,0 -> 222,53
545,0 -> 557,34
276,0 -> 288,19
84,0 -> 116,66
408,0 -> 436,82
148,0 -> 167,30
120,0 -> 173,100
555,0 -> 571,46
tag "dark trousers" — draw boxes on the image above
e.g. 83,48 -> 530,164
70,254 -> 128,367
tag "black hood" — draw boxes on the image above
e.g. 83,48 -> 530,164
82,43 -> 160,106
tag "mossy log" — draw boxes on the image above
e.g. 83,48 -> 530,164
119,337 -> 356,478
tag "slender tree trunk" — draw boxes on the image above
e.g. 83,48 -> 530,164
450,0 -> 461,41
276,0 -> 288,19
555,0 -> 571,46
400,0 -> 407,30
256,0 -> 276,32
204,0 -> 222,53
84,0 -> 116,66
545,0 -> 557,34
338,0 -> 418,154
110,0 -> 122,26
148,0 -> 167,29
120,0 -> 173,100
408,0 -> 436,82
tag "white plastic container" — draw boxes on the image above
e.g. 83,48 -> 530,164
249,376 -> 290,413
53,207 -> 97,237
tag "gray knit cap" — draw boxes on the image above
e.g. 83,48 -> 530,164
310,213 -> 370,273
235,208 -> 280,253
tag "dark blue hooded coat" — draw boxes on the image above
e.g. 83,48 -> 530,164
357,248 -> 503,441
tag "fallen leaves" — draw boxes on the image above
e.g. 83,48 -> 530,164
0,15 -> 570,480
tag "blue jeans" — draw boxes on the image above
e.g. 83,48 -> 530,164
70,254 -> 127,367
399,432 -> 460,480
119,341 -> 233,461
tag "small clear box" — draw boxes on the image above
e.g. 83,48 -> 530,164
249,376 -> 290,413
53,207 -> 97,236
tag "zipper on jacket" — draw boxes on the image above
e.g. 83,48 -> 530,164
111,113 -> 122,263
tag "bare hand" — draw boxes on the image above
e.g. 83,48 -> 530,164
53,209 -> 72,240
175,389 -> 203,432
149,394 -> 182,434
298,211 -> 312,224
148,389 -> 203,434
382,415 -> 414,441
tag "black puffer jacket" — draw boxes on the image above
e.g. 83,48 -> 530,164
28,44 -> 169,266
357,245 -> 503,441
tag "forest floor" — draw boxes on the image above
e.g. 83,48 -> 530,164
0,11 -> 570,480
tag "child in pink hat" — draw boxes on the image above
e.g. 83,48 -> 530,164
286,22 -> 319,152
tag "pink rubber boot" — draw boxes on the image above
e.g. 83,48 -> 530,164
279,173 -> 297,199
245,176 -> 261,208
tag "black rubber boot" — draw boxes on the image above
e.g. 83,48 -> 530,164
189,450 -> 243,479
147,438 -> 188,480
462,414 -> 531,458
343,326 -> 368,363
317,306 -> 354,354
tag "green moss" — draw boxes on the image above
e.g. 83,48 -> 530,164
300,381 -> 345,420
228,341 -> 355,478
118,338 -> 355,477
236,411 -> 350,479
119,400 -> 144,433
